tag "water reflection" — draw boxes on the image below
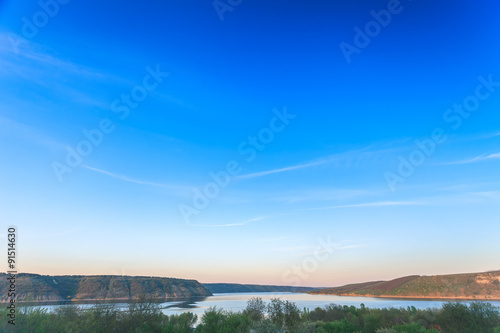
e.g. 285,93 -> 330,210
24,292 -> 500,318
159,292 -> 500,319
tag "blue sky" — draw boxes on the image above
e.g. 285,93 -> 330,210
0,0 -> 499,287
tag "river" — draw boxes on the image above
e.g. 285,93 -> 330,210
30,292 -> 500,318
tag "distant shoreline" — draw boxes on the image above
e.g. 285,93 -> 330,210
0,296 -> 208,304
6,293 -> 500,305
311,293 -> 500,301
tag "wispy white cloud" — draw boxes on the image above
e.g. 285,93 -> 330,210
455,191 -> 500,202
337,244 -> 369,250
152,90 -> 192,111
298,200 -> 424,212
267,188 -> 372,204
0,32 -> 136,111
477,131 -> 500,140
237,160 -> 326,179
442,153 -> 500,165
236,145 -> 401,180
334,201 -> 424,208
188,216 -> 267,228
0,116 -> 65,150
480,153 -> 500,160
83,165 -> 188,190
1,32 -> 186,114
0,33 -> 105,80
304,242 -> 368,256
271,245 -> 311,253
187,223 -> 246,227
255,236 -> 297,243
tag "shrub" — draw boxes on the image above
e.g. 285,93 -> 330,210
391,322 -> 440,333
437,302 -> 500,333
242,297 -> 266,322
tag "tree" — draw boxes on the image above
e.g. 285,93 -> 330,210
284,300 -> 302,330
198,307 -> 225,333
224,312 -> 252,333
321,319 -> 360,333
267,298 -> 285,328
364,312 -> 383,333
391,323 -> 440,333
243,297 -> 266,322
469,302 -> 500,332
164,312 -> 198,333
124,294 -> 163,331
436,302 -> 500,333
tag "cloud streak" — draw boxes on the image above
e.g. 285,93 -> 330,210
442,153 -> 500,165
304,243 -> 368,257
0,33 -> 115,81
236,144 -> 401,180
188,216 -> 267,228
267,188 -> 372,204
237,160 -> 326,179
0,116 -> 65,150
298,200 -> 424,212
83,165 -> 188,190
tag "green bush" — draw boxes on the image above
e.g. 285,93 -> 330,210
2,297 -> 499,333
363,313 -> 383,333
320,319 -> 361,333
391,323 -> 439,333
197,307 -> 226,333
437,302 -> 500,333
242,297 -> 266,322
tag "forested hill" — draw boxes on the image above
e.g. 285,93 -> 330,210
309,270 -> 500,300
0,273 -> 212,302
203,283 -> 317,293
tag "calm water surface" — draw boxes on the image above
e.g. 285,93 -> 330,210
34,292 -> 500,318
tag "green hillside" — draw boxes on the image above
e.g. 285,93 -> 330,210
0,273 -> 212,302
309,270 -> 500,300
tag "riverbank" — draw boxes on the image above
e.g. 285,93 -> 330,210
311,293 -> 500,301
